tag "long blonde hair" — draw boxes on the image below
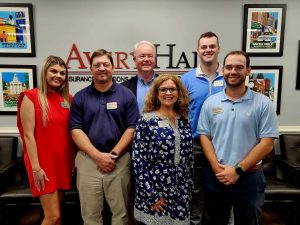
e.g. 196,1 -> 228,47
38,55 -> 70,126
143,74 -> 190,120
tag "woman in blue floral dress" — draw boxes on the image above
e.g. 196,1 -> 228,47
133,74 -> 193,225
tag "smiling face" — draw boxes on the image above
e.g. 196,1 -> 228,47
90,55 -> 114,84
157,79 -> 178,109
133,43 -> 156,75
222,54 -> 251,88
46,64 -> 67,92
197,36 -> 220,64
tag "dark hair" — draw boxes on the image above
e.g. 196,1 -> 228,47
90,49 -> 114,66
223,50 -> 250,67
198,31 -> 219,48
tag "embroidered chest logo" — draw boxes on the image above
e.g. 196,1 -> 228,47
212,107 -> 223,115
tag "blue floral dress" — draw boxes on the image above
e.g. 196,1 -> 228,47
133,112 -> 193,225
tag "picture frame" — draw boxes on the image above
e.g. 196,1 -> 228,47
0,3 -> 35,57
242,4 -> 286,57
0,64 -> 37,114
246,66 -> 282,114
296,41 -> 300,90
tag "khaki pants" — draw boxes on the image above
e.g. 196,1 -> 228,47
75,151 -> 131,225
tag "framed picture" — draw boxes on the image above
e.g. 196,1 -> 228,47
246,66 -> 282,114
296,41 -> 300,90
242,4 -> 286,57
0,65 -> 37,114
0,3 -> 35,57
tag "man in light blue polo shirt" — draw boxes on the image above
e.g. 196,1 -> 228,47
197,50 -> 278,225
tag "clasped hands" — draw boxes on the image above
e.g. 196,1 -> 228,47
95,152 -> 118,173
214,163 -> 239,185
151,198 -> 166,213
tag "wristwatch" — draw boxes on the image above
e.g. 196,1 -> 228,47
234,164 -> 244,176
111,151 -> 119,157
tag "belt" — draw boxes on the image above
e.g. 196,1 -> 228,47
246,163 -> 262,173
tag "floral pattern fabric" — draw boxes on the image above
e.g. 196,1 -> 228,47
133,112 -> 193,225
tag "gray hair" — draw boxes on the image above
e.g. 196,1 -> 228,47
133,40 -> 156,55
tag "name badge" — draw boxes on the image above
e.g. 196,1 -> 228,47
214,80 -> 224,87
106,102 -> 118,110
158,120 -> 169,128
61,102 -> 69,109
212,107 -> 223,115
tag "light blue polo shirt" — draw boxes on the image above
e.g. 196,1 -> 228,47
197,88 -> 279,166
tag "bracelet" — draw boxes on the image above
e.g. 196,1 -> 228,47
32,168 -> 41,173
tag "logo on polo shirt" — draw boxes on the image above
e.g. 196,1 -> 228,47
212,107 -> 223,115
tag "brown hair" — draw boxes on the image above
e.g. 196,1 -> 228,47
143,74 -> 190,119
198,31 -> 220,48
223,50 -> 250,67
89,49 -> 114,66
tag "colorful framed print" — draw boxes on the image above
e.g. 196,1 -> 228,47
297,41 -> 300,90
246,66 -> 282,114
242,4 -> 286,57
0,3 -> 35,57
0,65 -> 37,114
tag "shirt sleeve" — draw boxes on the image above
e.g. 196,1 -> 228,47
132,116 -> 161,206
196,100 -> 211,137
259,98 -> 279,139
69,92 -> 84,131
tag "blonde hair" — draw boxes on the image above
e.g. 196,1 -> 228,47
143,74 -> 190,119
38,55 -> 70,126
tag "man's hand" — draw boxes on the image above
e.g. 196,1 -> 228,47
215,163 -> 239,185
95,152 -> 118,173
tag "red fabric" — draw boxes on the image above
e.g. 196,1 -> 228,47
17,88 -> 75,197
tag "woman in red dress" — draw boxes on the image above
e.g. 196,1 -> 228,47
17,55 -> 75,225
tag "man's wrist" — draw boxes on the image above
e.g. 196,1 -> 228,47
110,151 -> 119,157
234,164 -> 244,176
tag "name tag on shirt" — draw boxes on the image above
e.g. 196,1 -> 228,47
106,102 -> 118,110
213,80 -> 224,87
158,120 -> 169,128
61,102 -> 69,109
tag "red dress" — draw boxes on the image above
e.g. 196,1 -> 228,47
17,88 -> 75,197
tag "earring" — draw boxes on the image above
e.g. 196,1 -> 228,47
156,99 -> 160,106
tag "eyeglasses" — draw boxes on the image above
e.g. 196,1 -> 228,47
158,87 -> 177,93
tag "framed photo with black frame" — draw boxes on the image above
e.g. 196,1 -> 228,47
242,4 -> 286,57
0,3 -> 35,57
296,40 -> 300,90
0,64 -> 37,114
246,66 -> 282,114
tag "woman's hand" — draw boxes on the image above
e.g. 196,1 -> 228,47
151,198 -> 166,213
33,168 -> 49,192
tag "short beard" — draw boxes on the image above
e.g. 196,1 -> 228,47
225,77 -> 246,88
